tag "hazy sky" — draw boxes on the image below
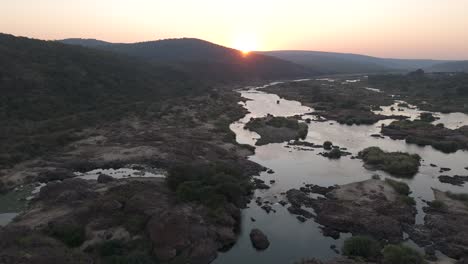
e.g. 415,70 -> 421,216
2,0 -> 468,59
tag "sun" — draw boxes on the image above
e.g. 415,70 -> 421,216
232,34 -> 258,55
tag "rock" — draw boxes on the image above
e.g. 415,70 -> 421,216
267,169 -> 274,174
253,178 -> 270,189
261,205 -> 273,214
408,189 -> 468,259
323,141 -> 333,150
278,200 -> 288,206
438,175 -> 468,186
297,216 -> 307,222
309,185 -> 335,195
249,229 -> 270,250
286,189 -> 314,207
287,206 -> 314,219
430,163 -> 438,167
38,168 -> 75,183
269,180 -> 276,184
439,167 -> 451,172
97,174 -> 114,183
250,217 -> 256,222
39,178 -> 96,203
313,179 -> 416,243
321,226 -> 341,239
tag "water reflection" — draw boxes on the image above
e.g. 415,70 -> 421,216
216,81 -> 468,264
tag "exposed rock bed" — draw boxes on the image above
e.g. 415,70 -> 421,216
382,120 -> 468,153
438,175 -> 468,186
286,179 -> 416,242
0,177 -> 242,264
408,189 -> 468,261
261,79 -> 405,126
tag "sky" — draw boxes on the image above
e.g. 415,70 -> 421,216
1,0 -> 468,59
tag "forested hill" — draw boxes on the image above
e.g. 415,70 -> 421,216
0,33 -> 206,166
60,38 -> 314,81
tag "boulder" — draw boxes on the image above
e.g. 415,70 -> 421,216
97,174 -> 114,183
249,229 -> 270,250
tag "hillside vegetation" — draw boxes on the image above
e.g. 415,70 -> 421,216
61,38 -> 313,82
0,34 -> 205,167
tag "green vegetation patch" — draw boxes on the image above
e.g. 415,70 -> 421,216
167,162 -> 253,209
48,222 -> 86,248
359,147 -> 421,177
382,244 -> 424,264
342,236 -> 381,259
384,178 -> 411,196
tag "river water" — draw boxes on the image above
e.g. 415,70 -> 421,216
214,79 -> 468,264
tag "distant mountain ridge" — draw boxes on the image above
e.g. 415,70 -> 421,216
59,38 -> 314,81
60,38 -> 468,74
426,61 -> 468,72
259,50 -> 450,74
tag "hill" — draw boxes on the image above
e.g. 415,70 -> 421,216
426,61 -> 468,72
60,38 -> 313,81
0,33 -> 205,166
259,50 -> 446,74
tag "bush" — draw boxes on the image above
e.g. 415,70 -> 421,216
342,236 -> 381,259
430,200 -> 446,210
48,222 -> 86,247
168,162 -> 251,209
385,178 -> 411,196
399,196 -> 416,206
382,244 -> 424,264
359,147 -> 421,177
327,148 -> 343,159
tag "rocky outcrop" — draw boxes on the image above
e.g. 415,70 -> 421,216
408,190 -> 468,260
382,120 -> 468,153
285,180 -> 416,242
249,229 -> 270,250
438,175 -> 468,186
97,174 -> 114,183
313,180 -> 416,242
1,178 -> 241,264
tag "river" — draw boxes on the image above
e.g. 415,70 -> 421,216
214,79 -> 468,264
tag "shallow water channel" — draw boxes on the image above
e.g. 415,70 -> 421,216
214,79 -> 468,264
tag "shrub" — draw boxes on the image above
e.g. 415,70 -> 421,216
446,191 -> 468,206
342,236 -> 381,259
327,148 -> 343,159
430,200 -> 446,210
419,112 -> 436,122
399,196 -> 416,206
168,162 -> 251,208
385,178 -> 411,196
382,244 -> 424,264
359,147 -> 421,177
48,222 -> 86,247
